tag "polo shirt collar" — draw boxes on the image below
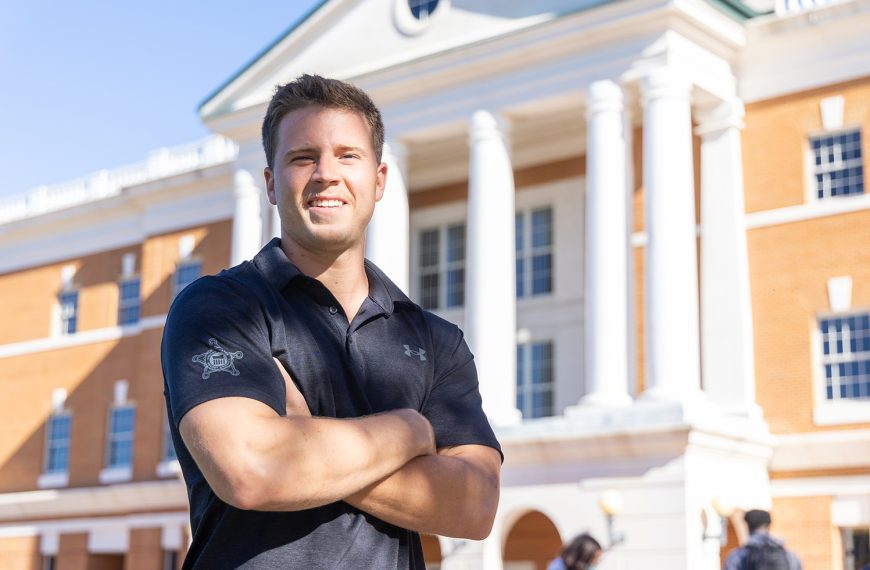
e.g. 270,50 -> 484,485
252,238 -> 415,317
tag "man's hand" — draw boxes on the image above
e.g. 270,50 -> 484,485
273,357 -> 310,417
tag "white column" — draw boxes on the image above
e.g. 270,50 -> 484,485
365,141 -> 410,292
581,80 -> 632,407
231,169 -> 263,266
695,99 -> 757,413
640,68 -> 702,401
465,110 -> 522,426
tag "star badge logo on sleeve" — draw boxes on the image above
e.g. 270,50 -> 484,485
192,338 -> 244,379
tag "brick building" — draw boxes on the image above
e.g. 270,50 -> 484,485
0,0 -> 868,568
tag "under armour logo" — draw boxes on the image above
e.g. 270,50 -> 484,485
403,344 -> 427,361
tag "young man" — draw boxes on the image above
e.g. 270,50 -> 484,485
162,74 -> 502,569
724,509 -> 802,570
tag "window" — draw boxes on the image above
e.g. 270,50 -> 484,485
163,550 -> 178,570
106,406 -> 136,468
417,224 -> 465,310
172,260 -> 201,300
118,277 -> 141,325
516,207 -> 554,298
408,0 -> 439,20
59,290 -> 78,335
44,413 -> 71,474
820,312 -> 870,401
811,129 -> 864,199
516,342 -> 555,419
162,414 -> 176,462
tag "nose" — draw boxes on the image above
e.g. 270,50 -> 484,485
311,155 -> 339,186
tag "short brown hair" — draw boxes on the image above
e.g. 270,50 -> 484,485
261,74 -> 385,170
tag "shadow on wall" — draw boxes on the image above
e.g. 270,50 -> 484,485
0,226 -> 229,494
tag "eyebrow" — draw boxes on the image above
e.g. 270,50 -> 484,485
282,145 -> 368,159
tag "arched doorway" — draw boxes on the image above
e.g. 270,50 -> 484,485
503,510 -> 562,570
420,534 -> 442,569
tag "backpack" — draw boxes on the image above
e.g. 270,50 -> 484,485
744,541 -> 790,570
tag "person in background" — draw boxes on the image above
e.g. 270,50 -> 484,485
547,533 -> 603,570
724,509 -> 802,570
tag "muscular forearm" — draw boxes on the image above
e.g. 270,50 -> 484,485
344,446 -> 500,540
182,400 -> 434,512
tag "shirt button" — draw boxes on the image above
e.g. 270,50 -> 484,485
328,306 -> 338,315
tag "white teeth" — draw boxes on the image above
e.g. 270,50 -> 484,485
310,199 -> 342,208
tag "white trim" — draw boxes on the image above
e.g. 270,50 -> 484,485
36,473 -> 68,490
0,511 -> 188,538
393,0 -> 451,36
814,400 -> 870,426
98,466 -> 132,485
770,475 -> 870,498
0,480 -> 186,522
0,169 -> 235,276
771,429 -> 870,471
0,136 -> 236,226
0,315 -> 166,360
746,193 -> 870,229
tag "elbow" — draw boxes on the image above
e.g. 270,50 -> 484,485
458,476 -> 500,541
212,465 -> 270,511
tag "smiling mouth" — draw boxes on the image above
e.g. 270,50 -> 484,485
308,199 -> 344,208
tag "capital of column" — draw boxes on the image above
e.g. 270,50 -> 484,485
468,110 -> 510,146
233,169 -> 259,197
641,67 -> 692,107
694,98 -> 746,137
382,140 -> 408,178
586,80 -> 625,117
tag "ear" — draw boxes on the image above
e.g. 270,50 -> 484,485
375,161 -> 387,203
264,167 -> 277,206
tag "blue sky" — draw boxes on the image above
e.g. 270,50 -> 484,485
0,1 -> 322,199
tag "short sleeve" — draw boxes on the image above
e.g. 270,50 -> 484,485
161,276 -> 285,428
421,321 -> 502,460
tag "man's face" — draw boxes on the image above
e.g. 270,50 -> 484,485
265,106 -> 386,255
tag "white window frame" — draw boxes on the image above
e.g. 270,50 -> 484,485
806,127 -> 864,202
37,412 -> 72,489
58,289 -> 78,336
99,404 -> 136,483
516,340 -> 556,419
118,276 -> 141,326
515,205 -> 555,300
410,201 -> 467,323
172,258 -> 201,301
812,309 -> 870,426
156,412 -> 181,478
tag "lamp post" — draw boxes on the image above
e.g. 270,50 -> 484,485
598,489 -> 626,548
703,496 -> 735,546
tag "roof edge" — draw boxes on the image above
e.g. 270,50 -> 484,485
197,0 -> 330,114
706,0 -> 769,20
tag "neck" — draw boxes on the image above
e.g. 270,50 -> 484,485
280,235 -> 369,320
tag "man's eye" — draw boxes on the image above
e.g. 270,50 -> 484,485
341,153 -> 359,160
292,156 -> 314,163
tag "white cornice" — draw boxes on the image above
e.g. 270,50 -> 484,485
0,480 -> 186,523
771,474 -> 870,497
770,429 -> 870,472
740,0 -> 870,102
0,164 -> 235,275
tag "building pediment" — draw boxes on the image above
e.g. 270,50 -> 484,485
198,0 -> 656,122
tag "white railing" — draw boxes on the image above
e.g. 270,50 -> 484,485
0,135 -> 238,225
775,0 -> 841,15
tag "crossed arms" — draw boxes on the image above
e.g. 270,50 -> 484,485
179,359 -> 501,540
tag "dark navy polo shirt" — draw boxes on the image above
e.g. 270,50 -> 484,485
161,238 -> 501,570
